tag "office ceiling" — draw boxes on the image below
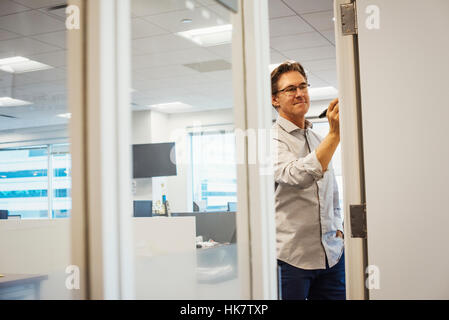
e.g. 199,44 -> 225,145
0,0 -> 336,131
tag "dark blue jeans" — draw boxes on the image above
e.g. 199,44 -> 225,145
278,252 -> 346,300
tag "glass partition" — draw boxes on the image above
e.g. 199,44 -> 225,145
130,0 -> 242,299
0,1 -> 74,300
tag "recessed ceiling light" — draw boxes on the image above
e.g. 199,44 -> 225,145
57,113 -> 72,119
0,97 -> 32,107
201,9 -> 210,19
185,0 -> 195,11
0,56 -> 53,74
177,24 -> 232,47
147,102 -> 194,113
181,18 -> 193,24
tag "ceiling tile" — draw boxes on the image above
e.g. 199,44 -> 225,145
203,69 -> 232,81
132,18 -> 169,39
131,0 -> 197,17
270,49 -> 287,64
10,0 -> 66,9
0,28 -> 20,41
305,71 -> 330,87
20,67 -> 66,82
0,37 -> 60,58
204,43 -> 231,62
270,31 -> 331,52
0,10 -> 64,36
320,29 -> 335,45
133,64 -> 198,81
195,0 -> 219,5
268,0 -> 295,19
38,6 -> 66,18
301,10 -> 334,31
312,68 -> 337,84
132,47 -> 220,69
28,50 -> 66,67
282,45 -> 336,62
205,4 -> 232,22
269,16 -> 314,37
0,0 -> 29,17
31,30 -> 66,49
301,58 -> 336,72
143,5 -> 228,33
282,0 -> 333,14
132,33 -> 197,55
0,72 -> 14,89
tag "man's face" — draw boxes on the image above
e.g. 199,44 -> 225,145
272,71 -> 310,119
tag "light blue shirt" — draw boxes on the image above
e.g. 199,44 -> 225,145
272,116 -> 344,270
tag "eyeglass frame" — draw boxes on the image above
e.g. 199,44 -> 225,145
273,83 -> 311,96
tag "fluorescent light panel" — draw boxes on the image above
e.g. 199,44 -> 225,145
0,97 -> 32,107
148,102 -> 194,111
177,24 -> 232,47
57,113 -> 72,119
309,86 -> 338,101
0,56 -> 53,74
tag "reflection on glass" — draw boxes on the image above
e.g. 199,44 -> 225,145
0,3 -> 72,300
130,0 -> 240,299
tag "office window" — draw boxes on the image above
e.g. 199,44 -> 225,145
51,144 -> 72,218
0,144 -> 71,219
0,146 -> 49,219
190,131 -> 237,212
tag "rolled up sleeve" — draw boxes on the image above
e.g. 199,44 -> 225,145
273,139 -> 324,189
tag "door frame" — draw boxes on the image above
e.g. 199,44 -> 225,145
334,0 -> 368,300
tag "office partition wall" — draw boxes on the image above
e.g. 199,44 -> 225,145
0,0 -> 86,300
79,0 -> 277,299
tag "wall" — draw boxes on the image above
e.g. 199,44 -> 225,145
0,219 -> 71,299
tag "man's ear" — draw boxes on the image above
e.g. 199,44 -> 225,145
272,95 -> 280,108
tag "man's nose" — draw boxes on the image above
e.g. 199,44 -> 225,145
295,88 -> 306,98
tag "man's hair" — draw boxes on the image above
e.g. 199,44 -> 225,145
271,60 -> 307,110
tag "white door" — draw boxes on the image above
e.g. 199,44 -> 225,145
336,0 -> 449,299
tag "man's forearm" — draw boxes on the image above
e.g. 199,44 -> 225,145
315,133 -> 340,171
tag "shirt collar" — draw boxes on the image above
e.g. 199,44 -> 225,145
276,116 -> 313,133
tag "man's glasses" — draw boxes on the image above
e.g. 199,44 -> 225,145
275,83 -> 310,96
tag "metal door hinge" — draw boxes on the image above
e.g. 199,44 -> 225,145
350,203 -> 366,238
340,2 -> 358,35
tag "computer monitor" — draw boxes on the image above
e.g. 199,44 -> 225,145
0,210 -> 8,219
133,201 -> 152,217
227,202 -> 237,212
132,142 -> 177,178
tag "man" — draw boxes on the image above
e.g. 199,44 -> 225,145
271,60 -> 345,300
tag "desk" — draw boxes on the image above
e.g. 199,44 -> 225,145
196,244 -> 237,284
0,274 -> 48,300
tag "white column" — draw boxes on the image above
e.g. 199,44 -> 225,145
237,0 -> 278,299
